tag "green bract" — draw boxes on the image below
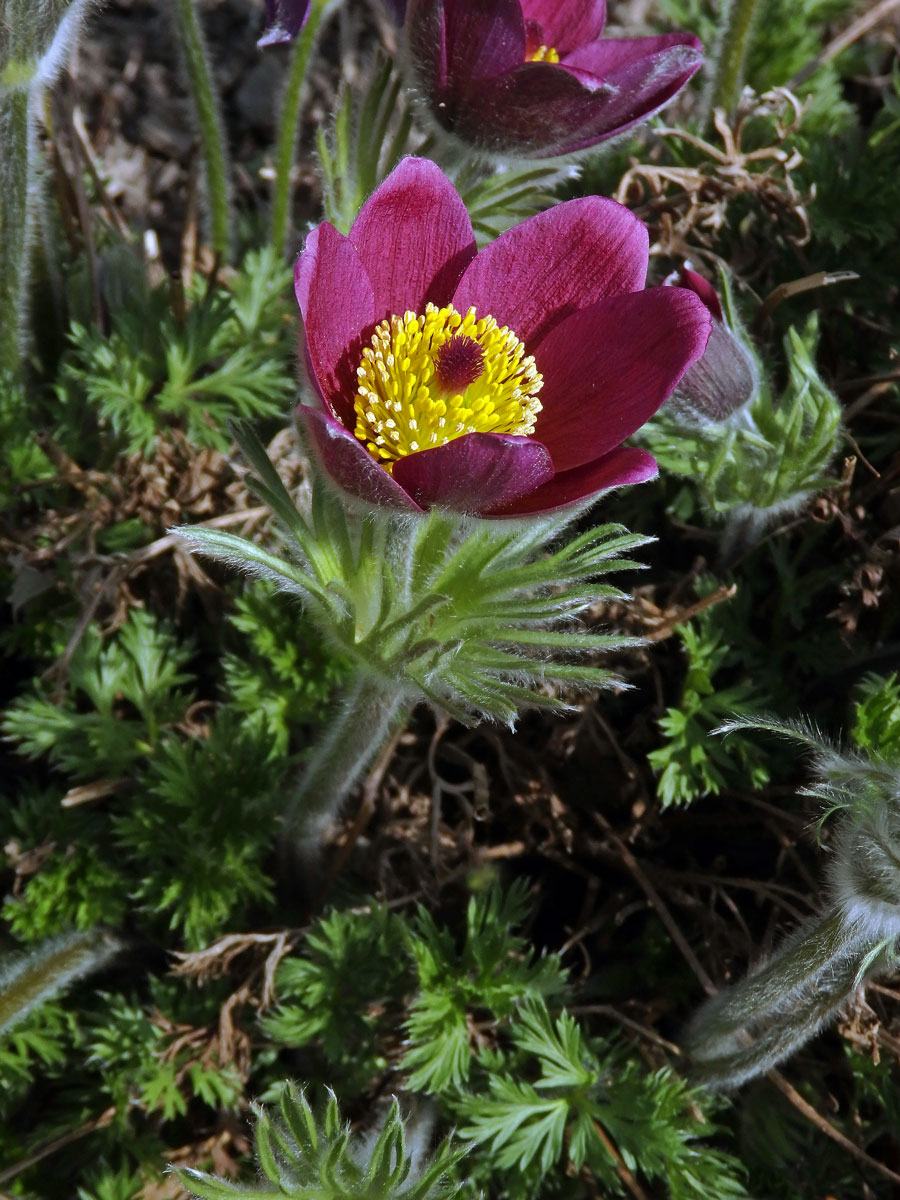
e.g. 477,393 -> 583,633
178,1085 -> 467,1200
176,423 -> 648,839
640,312 -> 843,556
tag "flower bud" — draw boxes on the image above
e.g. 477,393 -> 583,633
667,266 -> 758,422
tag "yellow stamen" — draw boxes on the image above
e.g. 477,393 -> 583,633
353,303 -> 543,472
528,44 -> 560,63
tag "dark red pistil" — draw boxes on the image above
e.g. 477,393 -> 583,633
433,335 -> 485,393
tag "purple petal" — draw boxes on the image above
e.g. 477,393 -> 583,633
551,35 -> 704,151
562,31 -> 702,76
677,265 -> 724,321
408,0 -> 526,99
452,197 -> 648,348
391,433 -> 554,512
294,223 -> 374,427
258,0 -> 311,47
296,406 -> 424,511
519,0 -> 606,55
484,446 -> 658,516
349,158 -> 477,320
428,36 -> 700,157
533,287 -> 711,471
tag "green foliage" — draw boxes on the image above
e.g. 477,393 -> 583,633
2,605 -> 286,946
316,54 -> 419,235
851,673 -> 900,766
403,879 -> 567,1091
0,369 -> 55,507
113,711 -> 282,947
262,904 -> 407,1091
242,887 -> 746,1199
0,1000 -> 74,1106
3,608 -> 195,780
657,0 -> 855,133
55,248 -> 294,455
454,997 -> 746,1198
178,1085 -> 467,1200
223,582 -> 350,755
454,161 -> 565,243
641,316 -> 843,548
648,589 -> 772,807
181,424 -> 650,739
2,845 -> 128,940
85,987 -> 243,1119
804,65 -> 900,259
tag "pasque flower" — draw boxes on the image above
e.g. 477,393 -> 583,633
258,0 -> 311,46
294,157 -> 711,517
667,265 -> 758,422
405,0 -> 702,157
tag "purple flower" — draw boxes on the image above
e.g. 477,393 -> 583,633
668,266 -> 759,421
405,0 -> 702,157
258,0 -> 311,47
294,157 -> 711,517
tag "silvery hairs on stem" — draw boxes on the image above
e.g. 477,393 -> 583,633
1,0 -> 101,377
173,422 -> 650,849
685,714 -> 900,1089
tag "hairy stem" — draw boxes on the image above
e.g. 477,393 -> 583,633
270,0 -> 332,254
0,929 -> 122,1036
169,0 -> 232,259
0,86 -> 32,377
704,0 -> 761,124
288,674 -> 406,844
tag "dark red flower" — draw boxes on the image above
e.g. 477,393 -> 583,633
294,157 -> 711,516
405,0 -> 702,157
258,0 -> 311,47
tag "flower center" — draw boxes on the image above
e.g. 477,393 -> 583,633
524,19 -> 560,63
353,303 -> 543,471
527,43 -> 560,62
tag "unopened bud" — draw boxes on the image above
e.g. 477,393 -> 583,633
668,266 -> 758,422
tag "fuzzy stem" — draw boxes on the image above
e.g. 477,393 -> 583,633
169,0 -> 232,260
0,85 -> 32,377
288,674 -> 405,844
704,0 -> 761,124
269,0 -> 332,255
0,929 -> 122,1036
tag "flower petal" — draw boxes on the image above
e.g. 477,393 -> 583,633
295,223 -> 374,426
408,0 -> 526,98
532,286 -> 711,471
297,406 -> 424,512
485,446 -> 657,516
519,0 -> 606,55
349,157 -> 477,320
435,32 -> 700,157
562,31 -> 702,76
554,35 -> 703,151
452,196 -> 648,347
391,433 -> 554,512
258,0 -> 311,46
677,265 -> 724,321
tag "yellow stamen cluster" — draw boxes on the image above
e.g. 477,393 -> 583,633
528,44 -> 560,63
353,303 -> 543,471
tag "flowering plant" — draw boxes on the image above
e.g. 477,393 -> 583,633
296,157 -> 710,516
177,158 -> 709,841
405,0 -> 702,157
